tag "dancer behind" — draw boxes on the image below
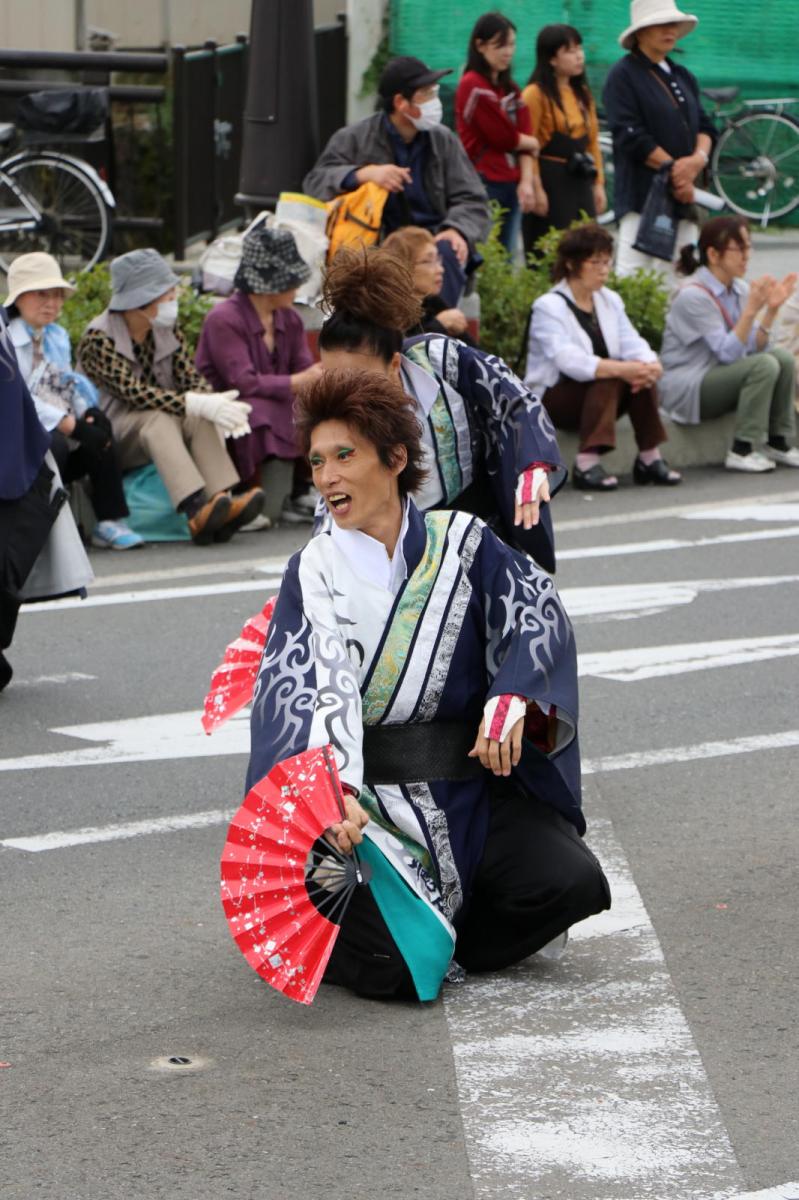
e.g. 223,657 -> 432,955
247,369 -> 610,1001
521,23 -> 606,258
317,246 -> 566,573
455,11 -> 539,254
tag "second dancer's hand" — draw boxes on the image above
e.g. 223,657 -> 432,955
469,715 -> 524,777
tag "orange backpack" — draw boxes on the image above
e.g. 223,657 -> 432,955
325,180 -> 390,262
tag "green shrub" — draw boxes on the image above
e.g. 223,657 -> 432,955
60,262 -> 213,356
475,209 -> 669,368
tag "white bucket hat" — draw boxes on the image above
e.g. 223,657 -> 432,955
619,0 -> 698,50
4,252 -> 76,307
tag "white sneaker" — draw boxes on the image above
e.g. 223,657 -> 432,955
536,930 -> 569,961
238,512 -> 273,533
762,443 -> 799,468
724,449 -> 776,473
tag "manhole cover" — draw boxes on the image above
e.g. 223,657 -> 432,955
148,1054 -> 212,1074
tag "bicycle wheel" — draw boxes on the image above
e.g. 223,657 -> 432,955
0,153 -> 112,273
711,112 -> 799,222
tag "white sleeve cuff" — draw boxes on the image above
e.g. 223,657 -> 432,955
515,466 -> 548,507
483,694 -> 527,743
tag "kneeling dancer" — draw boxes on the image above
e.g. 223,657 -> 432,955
246,369 -> 610,1001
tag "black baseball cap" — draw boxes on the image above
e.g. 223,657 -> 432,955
378,56 -> 452,99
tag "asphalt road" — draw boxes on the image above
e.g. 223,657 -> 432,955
2,466 -> 798,1200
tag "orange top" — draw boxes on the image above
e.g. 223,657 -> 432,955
521,81 -> 604,185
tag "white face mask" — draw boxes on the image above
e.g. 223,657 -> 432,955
152,299 -> 178,328
408,96 -> 443,132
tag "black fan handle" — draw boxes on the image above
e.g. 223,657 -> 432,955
322,744 -> 366,886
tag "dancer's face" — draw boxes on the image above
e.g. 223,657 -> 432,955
320,346 -> 403,387
309,419 -> 406,538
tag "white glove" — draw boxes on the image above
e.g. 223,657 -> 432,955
185,390 -> 252,433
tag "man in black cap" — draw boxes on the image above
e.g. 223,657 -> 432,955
303,56 -> 490,301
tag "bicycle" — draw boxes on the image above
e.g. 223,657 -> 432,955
598,89 -> 799,229
703,87 -> 799,225
0,120 -> 115,274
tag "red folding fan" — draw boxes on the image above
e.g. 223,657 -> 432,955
220,744 -> 370,1005
201,596 -> 276,733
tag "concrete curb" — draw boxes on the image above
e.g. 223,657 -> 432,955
554,412 -> 738,475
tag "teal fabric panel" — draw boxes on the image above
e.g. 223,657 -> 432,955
122,464 -> 190,542
357,837 -> 454,1002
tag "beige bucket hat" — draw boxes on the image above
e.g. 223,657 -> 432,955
4,252 -> 76,307
619,0 -> 698,50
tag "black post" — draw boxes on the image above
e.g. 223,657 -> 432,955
236,0 -> 319,211
172,45 -> 188,260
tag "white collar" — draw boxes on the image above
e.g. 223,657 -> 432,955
329,501 -> 410,594
400,355 -> 439,417
696,266 -> 746,299
7,316 -> 33,347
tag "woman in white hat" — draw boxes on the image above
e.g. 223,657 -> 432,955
5,252 -> 143,551
602,0 -> 716,278
77,249 -> 265,544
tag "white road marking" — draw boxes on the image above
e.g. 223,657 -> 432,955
12,672 -> 97,687
444,816 -> 745,1199
555,488 -> 799,532
1,808 -> 236,853
561,573 -> 799,621
20,577 -> 283,613
681,503 -> 799,523
582,729 -> 799,775
727,1186 -> 799,1200
558,524 -> 799,561
88,554 -> 289,590
0,709 -> 250,772
579,633 -> 799,681
2,728 -> 797,844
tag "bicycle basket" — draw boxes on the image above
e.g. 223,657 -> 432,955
16,88 -> 108,137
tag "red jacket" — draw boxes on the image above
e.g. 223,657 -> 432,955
455,70 -> 532,183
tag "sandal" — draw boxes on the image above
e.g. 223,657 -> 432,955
572,462 -> 618,491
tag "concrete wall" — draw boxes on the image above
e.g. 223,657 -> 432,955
0,0 -> 341,51
0,0 -> 76,52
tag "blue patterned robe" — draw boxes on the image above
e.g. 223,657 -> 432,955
247,502 -> 581,999
401,333 -> 568,570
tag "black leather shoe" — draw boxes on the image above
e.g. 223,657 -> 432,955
572,462 -> 618,491
0,652 -> 12,693
633,457 -> 682,486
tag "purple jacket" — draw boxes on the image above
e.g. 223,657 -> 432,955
195,292 -> 313,462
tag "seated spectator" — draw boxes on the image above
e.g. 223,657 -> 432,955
77,249 -> 265,544
381,226 -> 476,344
1,306 -> 93,691
5,253 -> 142,551
660,217 -> 798,472
525,223 -> 680,490
455,12 -> 538,254
195,225 -> 323,526
772,282 -> 799,414
302,55 -> 490,306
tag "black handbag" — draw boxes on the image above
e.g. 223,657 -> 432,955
16,88 -> 108,135
632,164 -> 678,262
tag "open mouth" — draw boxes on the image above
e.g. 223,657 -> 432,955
327,492 -> 352,516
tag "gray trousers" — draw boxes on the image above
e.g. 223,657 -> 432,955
699,347 -> 797,445
108,405 -> 239,508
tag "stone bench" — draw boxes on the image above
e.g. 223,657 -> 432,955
552,411 -> 738,474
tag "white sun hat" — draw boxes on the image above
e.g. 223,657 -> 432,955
4,252 -> 76,307
619,0 -> 698,50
